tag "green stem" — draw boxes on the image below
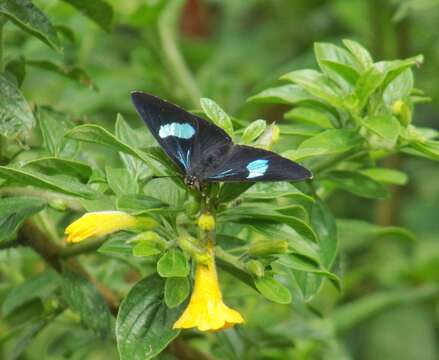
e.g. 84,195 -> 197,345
158,0 -> 201,108
0,15 -> 4,72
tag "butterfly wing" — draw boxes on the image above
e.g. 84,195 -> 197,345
203,145 -> 312,182
131,92 -> 232,173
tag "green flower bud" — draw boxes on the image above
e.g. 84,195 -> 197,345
248,240 -> 288,257
245,260 -> 265,277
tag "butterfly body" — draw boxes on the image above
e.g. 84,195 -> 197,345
131,92 -> 312,190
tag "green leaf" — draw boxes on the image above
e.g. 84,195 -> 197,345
98,233 -> 133,256
143,177 -> 186,207
61,267 -> 112,338
243,182 -> 314,204
133,241 -> 162,257
106,167 -> 139,196
218,182 -> 254,203
359,168 -> 408,185
60,0 -> 113,32
355,66 -> 386,110
281,69 -> 345,109
286,129 -> 362,160
23,157 -> 92,182
248,85 -> 315,105
115,114 -> 150,180
278,124 -> 322,137
200,97 -> 234,137
27,60 -> 96,90
241,119 -> 266,144
117,194 -> 174,215
37,106 -> 78,157
254,275 -> 292,304
0,0 -> 60,50
0,197 -> 46,241
325,170 -> 390,199
284,106 -> 335,128
383,69 -> 414,107
362,115 -> 401,147
0,74 -> 35,138
116,274 -> 183,360
5,56 -> 26,87
165,277 -> 190,308
342,39 -> 374,71
0,166 -> 96,198
157,249 -> 189,277
314,42 -> 359,87
2,270 -> 59,316
277,254 -> 340,290
220,205 -> 317,242
376,54 -> 423,90
405,140 -> 439,161
312,199 -> 338,270
66,124 -> 168,175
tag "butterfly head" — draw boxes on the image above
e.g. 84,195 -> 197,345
184,175 -> 201,191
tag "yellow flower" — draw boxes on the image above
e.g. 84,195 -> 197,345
173,246 -> 244,331
197,213 -> 215,231
65,211 -> 156,243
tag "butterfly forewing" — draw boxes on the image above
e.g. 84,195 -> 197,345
131,92 -> 231,173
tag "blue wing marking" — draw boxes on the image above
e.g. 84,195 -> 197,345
159,123 -> 195,139
209,169 -> 234,180
246,159 -> 269,179
176,148 -> 191,169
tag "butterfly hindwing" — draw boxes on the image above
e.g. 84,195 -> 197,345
203,145 -> 312,182
131,92 -> 231,173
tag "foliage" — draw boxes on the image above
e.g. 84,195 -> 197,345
0,1 -> 438,360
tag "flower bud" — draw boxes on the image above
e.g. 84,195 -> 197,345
245,260 -> 265,277
198,213 -> 215,231
248,240 -> 288,257
392,100 -> 411,126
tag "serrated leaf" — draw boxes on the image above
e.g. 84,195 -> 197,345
60,0 -> 113,32
116,275 -> 183,360
241,119 -> 266,144
61,267 -> 112,338
157,249 -> 189,277
0,74 -> 35,138
254,275 -> 291,304
200,97 -> 234,137
287,129 -> 362,160
325,170 -> 390,199
165,277 -> 190,308
0,166 -> 96,198
0,197 -> 46,241
0,0 -> 60,50
2,270 -> 59,316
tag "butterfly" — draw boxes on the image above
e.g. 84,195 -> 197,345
131,92 -> 312,190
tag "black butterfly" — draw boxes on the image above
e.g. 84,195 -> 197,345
131,92 -> 312,190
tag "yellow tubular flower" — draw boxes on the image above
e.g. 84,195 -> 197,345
173,245 -> 244,331
65,211 -> 139,243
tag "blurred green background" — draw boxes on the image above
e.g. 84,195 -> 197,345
2,0 -> 439,359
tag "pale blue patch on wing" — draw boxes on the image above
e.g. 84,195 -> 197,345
159,122 -> 195,139
246,159 -> 269,179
